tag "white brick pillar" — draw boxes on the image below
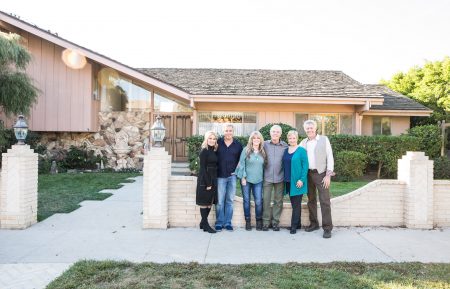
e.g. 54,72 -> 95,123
398,151 -> 434,229
0,145 -> 38,229
142,147 -> 171,229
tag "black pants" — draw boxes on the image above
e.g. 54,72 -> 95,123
286,182 -> 302,229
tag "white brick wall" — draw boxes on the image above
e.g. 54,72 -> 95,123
0,145 -> 38,229
434,180 -> 450,227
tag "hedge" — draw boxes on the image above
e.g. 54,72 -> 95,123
407,124 -> 442,159
334,151 -> 367,181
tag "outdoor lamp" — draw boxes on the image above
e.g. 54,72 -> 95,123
151,115 -> 166,147
13,115 -> 28,145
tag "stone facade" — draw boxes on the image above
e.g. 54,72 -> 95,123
37,112 -> 151,170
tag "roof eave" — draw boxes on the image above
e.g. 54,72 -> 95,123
0,12 -> 191,102
362,110 -> 432,116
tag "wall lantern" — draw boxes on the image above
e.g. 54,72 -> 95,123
13,115 -> 28,145
151,115 -> 166,147
62,48 -> 87,69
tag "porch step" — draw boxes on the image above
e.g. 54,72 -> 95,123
171,162 -> 191,176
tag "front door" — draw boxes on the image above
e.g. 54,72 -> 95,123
152,113 -> 192,162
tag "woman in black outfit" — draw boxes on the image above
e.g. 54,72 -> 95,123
196,131 -> 219,233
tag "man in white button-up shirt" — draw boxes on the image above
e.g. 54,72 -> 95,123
299,120 -> 335,238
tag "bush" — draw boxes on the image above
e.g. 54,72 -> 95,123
335,151 -> 367,181
62,145 -> 105,170
434,157 -> 450,179
259,123 -> 296,144
407,124 -> 442,159
329,135 -> 421,178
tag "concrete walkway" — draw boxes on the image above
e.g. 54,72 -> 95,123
1,176 -> 449,289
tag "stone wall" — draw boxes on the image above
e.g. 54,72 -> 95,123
37,112 -> 150,170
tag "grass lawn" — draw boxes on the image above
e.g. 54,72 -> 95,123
47,261 -> 450,289
236,181 -> 370,202
38,172 -> 140,221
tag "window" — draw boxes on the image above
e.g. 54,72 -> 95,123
372,117 -> 391,135
299,114 -> 353,135
197,111 -> 257,136
99,68 -> 151,112
154,92 -> 192,113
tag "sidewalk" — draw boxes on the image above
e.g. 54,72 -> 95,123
1,176 -> 449,289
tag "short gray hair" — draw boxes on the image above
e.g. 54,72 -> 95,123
223,124 -> 234,131
287,130 -> 299,139
303,119 -> 317,131
270,124 -> 282,133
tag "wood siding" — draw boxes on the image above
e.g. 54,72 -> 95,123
12,32 -> 96,132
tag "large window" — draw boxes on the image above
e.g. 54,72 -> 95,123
296,113 -> 354,135
154,92 -> 192,113
198,111 -> 257,136
372,117 -> 391,135
99,68 -> 151,112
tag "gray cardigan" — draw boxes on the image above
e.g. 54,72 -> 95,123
263,140 -> 288,183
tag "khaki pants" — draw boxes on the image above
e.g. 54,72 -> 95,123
307,171 -> 333,231
262,181 -> 284,226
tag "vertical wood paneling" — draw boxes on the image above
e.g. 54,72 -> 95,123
28,35 -> 45,130
56,46 -> 70,131
279,112 -> 294,126
82,64 -> 92,131
43,40 -> 57,130
257,112 -> 266,128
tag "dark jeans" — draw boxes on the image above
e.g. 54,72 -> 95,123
307,171 -> 333,231
241,181 -> 263,221
286,182 -> 302,229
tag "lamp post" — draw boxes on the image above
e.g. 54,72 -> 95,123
151,115 -> 166,147
13,115 -> 28,145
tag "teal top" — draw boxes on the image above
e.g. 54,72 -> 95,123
234,149 -> 265,184
284,146 -> 309,196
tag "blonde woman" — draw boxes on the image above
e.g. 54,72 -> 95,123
235,131 -> 266,231
282,130 -> 308,234
196,131 -> 219,233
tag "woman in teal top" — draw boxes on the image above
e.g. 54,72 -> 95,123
282,130 -> 309,234
235,131 -> 266,231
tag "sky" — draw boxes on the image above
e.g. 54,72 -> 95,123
2,0 -> 449,84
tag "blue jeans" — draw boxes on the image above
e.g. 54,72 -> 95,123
215,175 -> 237,227
242,181 -> 263,221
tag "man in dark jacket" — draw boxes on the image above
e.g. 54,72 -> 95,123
215,124 -> 243,231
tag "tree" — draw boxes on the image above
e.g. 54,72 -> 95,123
381,56 -> 450,125
0,31 -> 38,117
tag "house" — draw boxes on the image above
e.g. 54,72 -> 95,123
0,11 -> 432,168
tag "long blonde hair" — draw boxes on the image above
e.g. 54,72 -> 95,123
201,131 -> 218,151
245,131 -> 266,160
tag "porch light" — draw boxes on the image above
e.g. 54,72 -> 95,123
62,48 -> 87,69
13,115 -> 28,145
151,115 -> 166,147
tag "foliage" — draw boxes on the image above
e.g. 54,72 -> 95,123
434,157 -> 450,179
407,124 -> 442,159
335,151 -> 367,181
329,135 -> 421,178
62,145 -> 105,170
381,56 -> 450,126
0,32 -> 38,116
38,173 -> 139,221
47,261 -> 450,289
259,122 -> 296,144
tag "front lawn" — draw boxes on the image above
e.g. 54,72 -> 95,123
47,261 -> 450,289
38,173 -> 140,221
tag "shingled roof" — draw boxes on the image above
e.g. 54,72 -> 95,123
138,68 -> 383,98
365,85 -> 431,111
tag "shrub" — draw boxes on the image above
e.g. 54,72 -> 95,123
407,124 -> 442,159
62,145 -> 105,170
434,157 -> 450,179
329,135 -> 421,178
335,151 -> 367,181
259,123 -> 296,144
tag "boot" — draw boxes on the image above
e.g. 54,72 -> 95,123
256,219 -> 263,231
200,208 -> 216,234
245,219 -> 252,231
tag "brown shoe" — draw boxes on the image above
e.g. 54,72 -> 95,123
323,230 -> 332,238
305,225 -> 320,232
